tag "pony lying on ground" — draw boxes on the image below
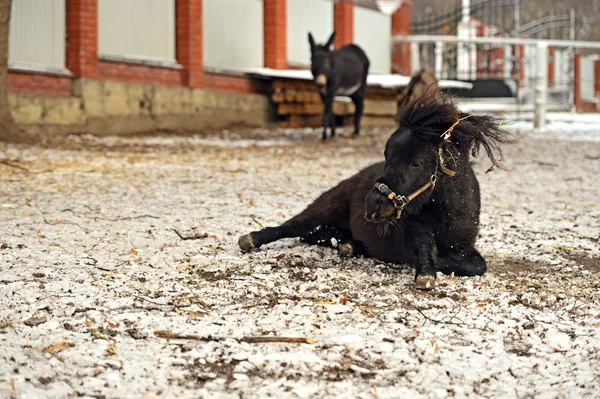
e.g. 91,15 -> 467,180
308,31 -> 370,141
239,92 -> 508,290
397,67 -> 440,117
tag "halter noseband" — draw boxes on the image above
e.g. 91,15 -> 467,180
374,174 -> 438,219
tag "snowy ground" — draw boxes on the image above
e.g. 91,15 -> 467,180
0,120 -> 599,399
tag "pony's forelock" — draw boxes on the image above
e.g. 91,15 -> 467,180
397,91 -> 509,168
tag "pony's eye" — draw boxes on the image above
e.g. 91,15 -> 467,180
412,161 -> 422,168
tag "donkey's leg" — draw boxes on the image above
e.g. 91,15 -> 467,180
239,189 -> 348,252
350,91 -> 365,136
329,102 -> 336,139
403,223 -> 438,290
321,95 -> 334,141
437,249 -> 487,277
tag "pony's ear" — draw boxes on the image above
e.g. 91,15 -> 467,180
325,31 -> 336,50
308,32 -> 316,51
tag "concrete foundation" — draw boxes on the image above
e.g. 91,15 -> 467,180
9,78 -> 271,136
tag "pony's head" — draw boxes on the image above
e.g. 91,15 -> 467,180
365,91 -> 508,224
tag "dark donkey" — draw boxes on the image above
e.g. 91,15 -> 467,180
239,92 -> 508,290
308,32 -> 370,140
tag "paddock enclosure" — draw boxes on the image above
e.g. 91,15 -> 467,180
1,122 -> 598,398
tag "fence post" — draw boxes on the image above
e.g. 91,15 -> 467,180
410,42 -> 420,73
534,41 -> 548,132
434,41 -> 443,78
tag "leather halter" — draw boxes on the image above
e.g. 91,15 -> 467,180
374,145 -> 457,219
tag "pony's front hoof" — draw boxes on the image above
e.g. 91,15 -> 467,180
238,234 -> 256,252
415,275 -> 436,291
338,242 -> 353,258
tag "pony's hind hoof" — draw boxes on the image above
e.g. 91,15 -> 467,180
415,275 -> 436,291
338,242 -> 353,258
238,234 -> 256,252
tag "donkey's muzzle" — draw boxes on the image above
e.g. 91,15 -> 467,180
315,74 -> 327,87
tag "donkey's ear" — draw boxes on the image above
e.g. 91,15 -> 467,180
308,32 -> 316,51
325,31 -> 336,50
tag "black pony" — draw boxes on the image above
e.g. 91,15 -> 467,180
308,31 -> 370,141
238,92 -> 508,290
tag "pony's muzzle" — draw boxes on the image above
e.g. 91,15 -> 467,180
364,191 -> 396,222
315,74 -> 327,87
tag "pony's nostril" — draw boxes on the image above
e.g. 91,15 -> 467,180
365,211 -> 378,221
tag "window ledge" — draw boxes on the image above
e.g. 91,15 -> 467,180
8,63 -> 73,77
99,55 -> 183,70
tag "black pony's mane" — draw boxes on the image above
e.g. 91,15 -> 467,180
398,90 -> 508,168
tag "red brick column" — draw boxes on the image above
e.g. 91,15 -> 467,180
548,47 -> 555,88
334,0 -> 353,48
595,59 -> 600,98
66,0 -> 98,77
264,0 -> 287,69
176,0 -> 203,88
391,1 -> 412,75
574,52 -> 582,110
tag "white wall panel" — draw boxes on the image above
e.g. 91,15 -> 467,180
9,0 -> 66,69
354,6 -> 391,74
203,0 -> 264,70
99,0 -> 176,62
287,0 -> 333,67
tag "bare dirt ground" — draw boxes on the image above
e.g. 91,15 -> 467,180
0,125 -> 599,399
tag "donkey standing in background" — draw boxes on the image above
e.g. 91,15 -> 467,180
308,31 -> 370,141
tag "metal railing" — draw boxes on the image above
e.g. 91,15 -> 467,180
393,35 -> 600,131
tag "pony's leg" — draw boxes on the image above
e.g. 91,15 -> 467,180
403,223 -> 438,290
239,190 -> 348,252
350,91 -> 365,135
437,249 -> 487,277
338,239 -> 366,258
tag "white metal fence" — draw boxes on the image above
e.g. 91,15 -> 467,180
394,35 -> 600,130
9,0 -> 66,70
98,0 -> 176,63
286,0 -> 333,67
203,0 -> 264,70
354,6 -> 391,74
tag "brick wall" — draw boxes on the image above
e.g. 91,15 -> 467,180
176,0 -> 203,88
204,73 -> 269,95
66,0 -> 97,78
391,2 -> 412,75
7,72 -> 72,96
334,0 -> 354,48
96,61 -> 183,87
263,0 -> 287,69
